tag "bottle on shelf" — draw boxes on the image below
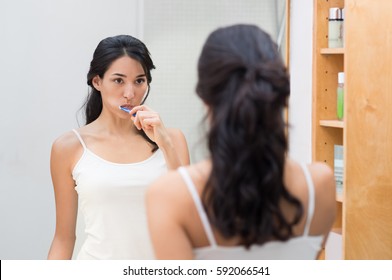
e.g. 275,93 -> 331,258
334,144 -> 344,195
337,72 -> 344,120
341,8 -> 345,47
328,8 -> 344,48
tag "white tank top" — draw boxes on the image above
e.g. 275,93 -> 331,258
72,129 -> 167,259
178,164 -> 324,260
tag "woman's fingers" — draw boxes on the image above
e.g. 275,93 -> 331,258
128,106 -> 170,146
140,116 -> 160,130
129,105 -> 151,116
133,110 -> 162,134
137,113 -> 160,129
130,106 -> 155,130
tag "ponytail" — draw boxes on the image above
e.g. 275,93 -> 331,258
197,24 -> 303,247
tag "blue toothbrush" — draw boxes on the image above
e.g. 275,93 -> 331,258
119,106 -> 136,117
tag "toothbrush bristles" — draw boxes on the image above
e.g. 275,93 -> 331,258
119,106 -> 131,113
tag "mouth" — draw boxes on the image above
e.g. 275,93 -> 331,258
120,104 -> 133,110
119,105 -> 136,116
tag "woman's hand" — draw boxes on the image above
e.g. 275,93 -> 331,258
129,105 -> 190,169
129,105 -> 171,148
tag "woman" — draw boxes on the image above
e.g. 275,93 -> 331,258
146,25 -> 336,260
48,35 -> 189,259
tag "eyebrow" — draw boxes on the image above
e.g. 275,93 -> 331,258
111,73 -> 146,78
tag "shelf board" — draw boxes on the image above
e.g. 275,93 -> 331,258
331,228 -> 343,234
319,120 -> 344,128
336,192 -> 343,203
320,48 -> 344,54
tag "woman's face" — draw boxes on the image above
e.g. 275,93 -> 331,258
93,55 -> 148,117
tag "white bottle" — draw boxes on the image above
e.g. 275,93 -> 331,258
341,8 -> 345,47
328,8 -> 344,48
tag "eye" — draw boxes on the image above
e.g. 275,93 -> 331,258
114,78 -> 124,84
135,78 -> 146,85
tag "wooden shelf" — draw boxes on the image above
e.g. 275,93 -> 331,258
320,48 -> 344,54
331,228 -> 342,235
313,0 -> 392,259
319,120 -> 344,128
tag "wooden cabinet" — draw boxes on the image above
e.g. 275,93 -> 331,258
312,0 -> 392,259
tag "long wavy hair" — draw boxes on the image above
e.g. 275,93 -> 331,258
81,35 -> 158,151
196,24 -> 303,247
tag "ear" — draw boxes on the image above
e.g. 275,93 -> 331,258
92,75 -> 102,91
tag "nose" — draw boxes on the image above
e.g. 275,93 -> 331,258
123,83 -> 135,100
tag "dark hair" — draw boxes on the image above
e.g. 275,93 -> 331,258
82,35 -> 157,151
196,24 -> 302,247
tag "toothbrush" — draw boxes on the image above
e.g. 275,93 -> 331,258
119,106 -> 136,117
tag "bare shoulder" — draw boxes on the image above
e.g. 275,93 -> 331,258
52,130 -> 80,152
307,162 -> 335,195
147,168 -> 192,224
148,168 -> 187,200
285,159 -> 336,235
51,130 -> 84,168
285,159 -> 335,205
148,161 -> 208,199
306,161 -> 336,233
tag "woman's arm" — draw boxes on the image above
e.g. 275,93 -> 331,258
146,172 -> 193,259
47,134 -> 79,259
308,162 -> 336,259
161,128 -> 190,169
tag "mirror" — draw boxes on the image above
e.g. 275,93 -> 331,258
142,0 -> 289,162
0,0 -> 289,260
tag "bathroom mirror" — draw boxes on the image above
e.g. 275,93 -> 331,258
142,0 -> 290,162
0,0 -> 289,260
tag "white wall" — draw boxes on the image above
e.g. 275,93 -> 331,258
288,0 -> 313,163
0,0 -> 141,259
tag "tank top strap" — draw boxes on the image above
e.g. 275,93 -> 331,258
300,163 -> 316,236
177,167 -> 217,247
72,129 -> 87,150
